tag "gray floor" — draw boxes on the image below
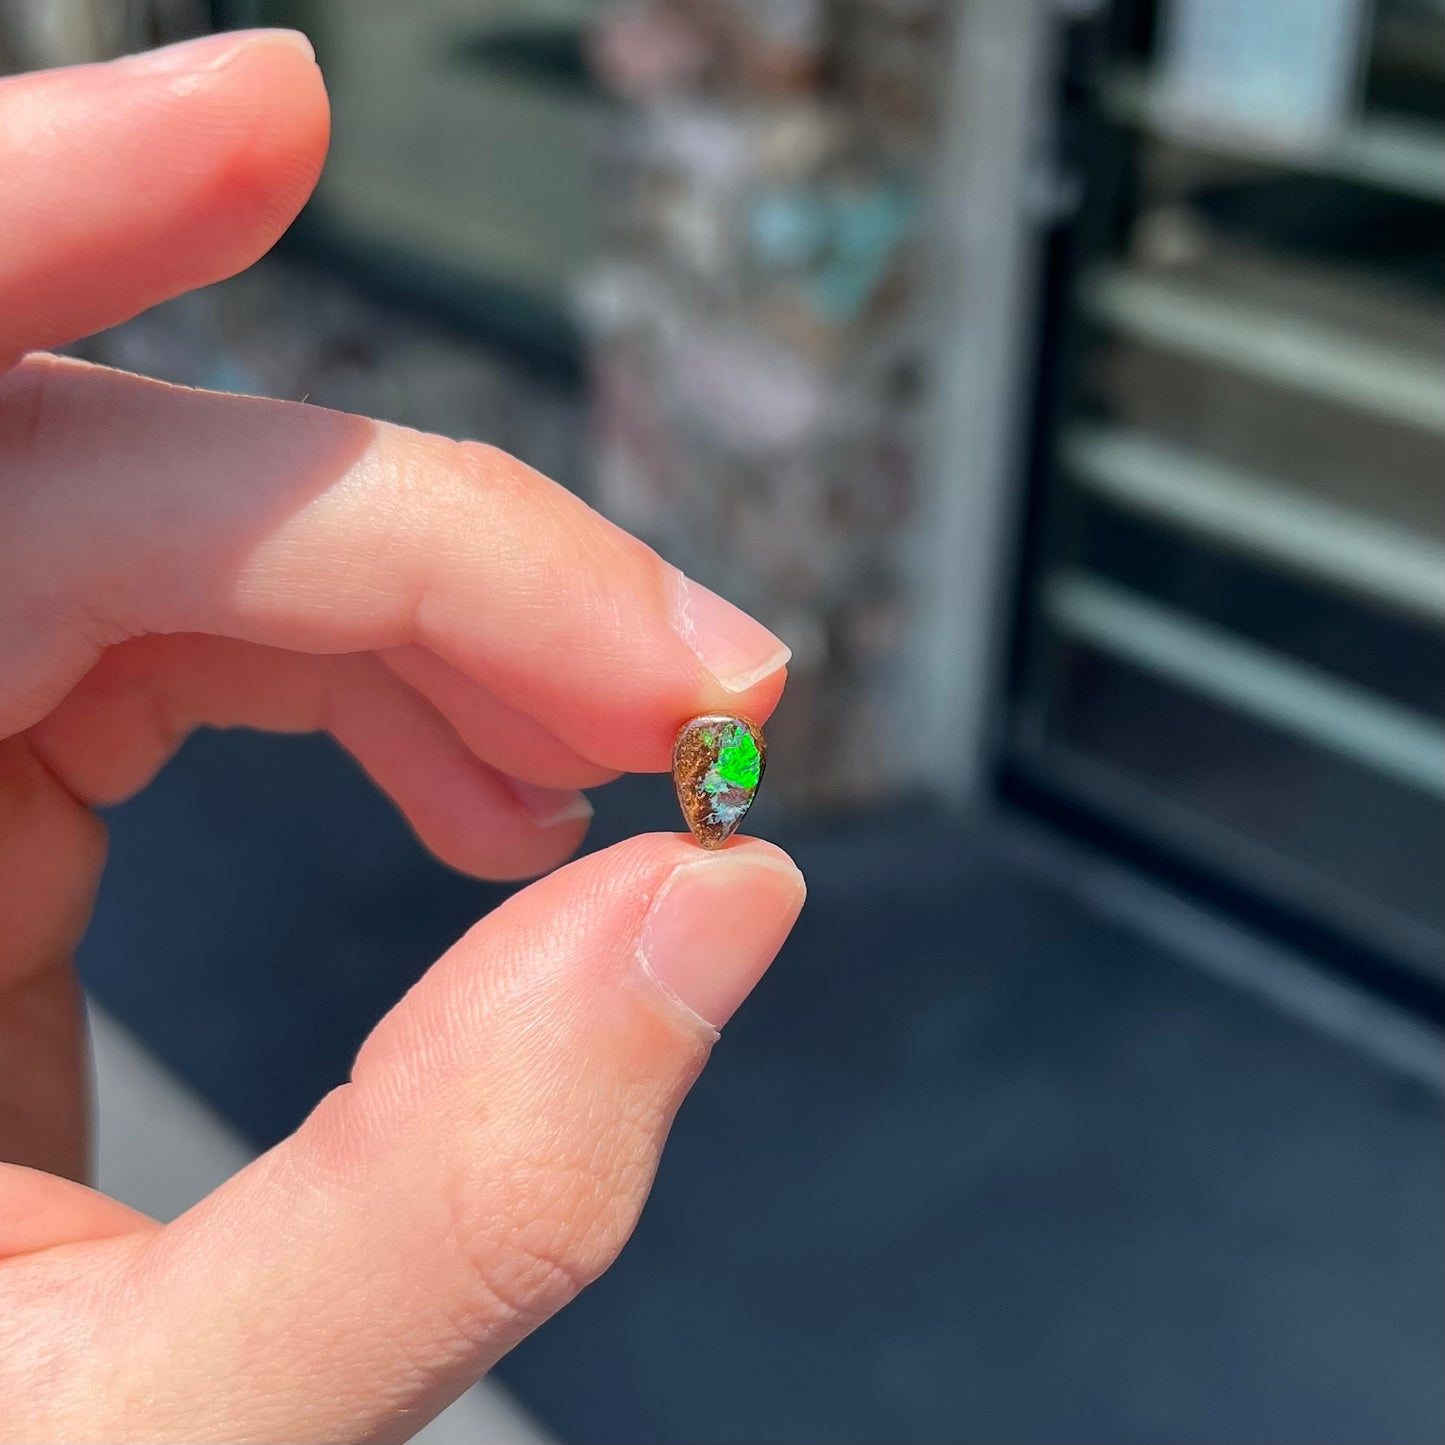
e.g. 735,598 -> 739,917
79,727 -> 1444,1445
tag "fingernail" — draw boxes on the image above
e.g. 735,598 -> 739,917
112,28 -> 314,75
639,849 -> 805,1029
672,572 -> 791,693
503,778 -> 594,830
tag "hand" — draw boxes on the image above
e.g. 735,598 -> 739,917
0,31 -> 804,1442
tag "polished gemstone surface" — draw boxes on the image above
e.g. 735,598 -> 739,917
673,714 -> 767,848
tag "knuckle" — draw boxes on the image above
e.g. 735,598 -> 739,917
450,439 -> 526,495
395,437 -> 536,518
447,438 -> 587,537
372,436 -> 537,569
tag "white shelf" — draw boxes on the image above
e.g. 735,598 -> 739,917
1101,69 -> 1445,204
1045,572 -> 1445,796
1080,266 -> 1445,437
1063,425 -> 1445,622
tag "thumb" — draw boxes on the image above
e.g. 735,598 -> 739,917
54,834 -> 803,1444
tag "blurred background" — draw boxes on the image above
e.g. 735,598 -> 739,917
4,0 -> 1442,1440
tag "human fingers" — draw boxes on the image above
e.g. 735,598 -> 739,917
0,834 -> 805,1443
0,29 -> 328,370
28,635 -> 594,881
380,645 -> 621,790
1,356 -> 791,770
0,635 -> 594,1175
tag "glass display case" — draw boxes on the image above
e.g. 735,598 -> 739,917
1006,0 -> 1445,989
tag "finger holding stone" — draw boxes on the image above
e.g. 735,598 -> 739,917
0,836 -> 806,1444
0,357 -> 791,772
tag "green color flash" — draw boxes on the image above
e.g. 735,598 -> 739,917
713,724 -> 760,790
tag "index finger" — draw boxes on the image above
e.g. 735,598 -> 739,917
1,355 -> 790,771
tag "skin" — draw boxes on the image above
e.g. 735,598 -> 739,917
0,31 -> 805,1443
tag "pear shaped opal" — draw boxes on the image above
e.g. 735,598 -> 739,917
672,714 -> 767,849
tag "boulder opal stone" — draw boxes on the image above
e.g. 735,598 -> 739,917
672,714 -> 767,849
